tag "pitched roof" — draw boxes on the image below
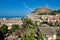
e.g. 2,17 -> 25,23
39,27 -> 59,35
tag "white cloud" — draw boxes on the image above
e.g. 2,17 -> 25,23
22,3 -> 28,9
22,3 -> 34,11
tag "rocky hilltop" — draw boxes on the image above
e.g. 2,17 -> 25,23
31,7 -> 52,14
27,6 -> 60,16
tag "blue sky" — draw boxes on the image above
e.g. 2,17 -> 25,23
0,0 -> 60,16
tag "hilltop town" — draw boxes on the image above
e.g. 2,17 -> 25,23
0,7 -> 60,40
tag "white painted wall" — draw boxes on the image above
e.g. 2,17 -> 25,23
53,35 -> 56,39
48,37 -> 52,40
48,34 -> 56,40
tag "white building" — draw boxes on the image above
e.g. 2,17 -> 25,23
39,27 -> 59,40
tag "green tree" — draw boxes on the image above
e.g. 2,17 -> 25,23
56,9 -> 60,13
38,32 -> 45,40
20,36 -> 25,40
11,24 -> 20,32
20,32 -> 35,40
8,29 -> 12,35
56,29 -> 60,40
25,33 -> 35,40
0,24 -> 8,36
56,22 -> 60,27
48,11 -> 56,15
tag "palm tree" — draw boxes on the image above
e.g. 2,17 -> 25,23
21,17 -> 36,38
22,17 -> 36,30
